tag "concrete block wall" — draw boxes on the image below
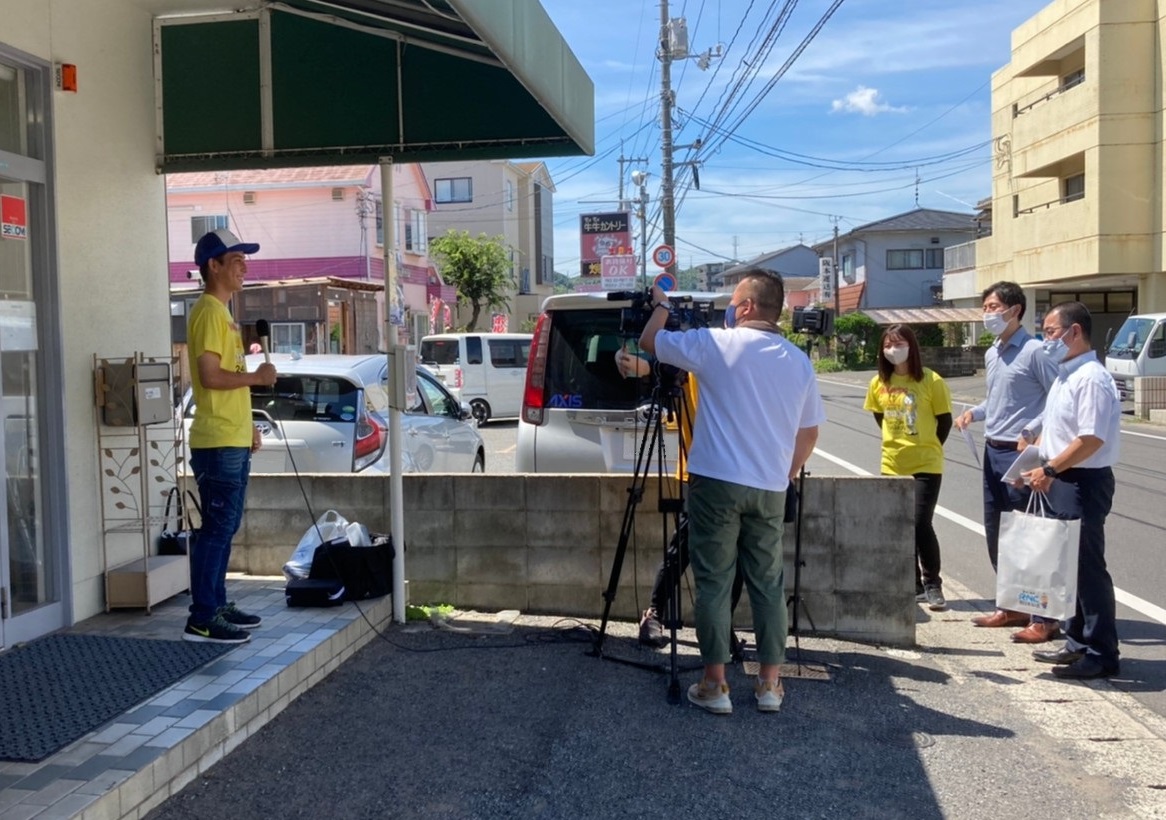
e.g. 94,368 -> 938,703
232,473 -> 916,646
1134,376 -> 1166,419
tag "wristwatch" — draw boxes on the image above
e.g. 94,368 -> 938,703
1042,464 -> 1058,479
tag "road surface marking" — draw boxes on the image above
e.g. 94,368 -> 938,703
811,445 -> 1166,628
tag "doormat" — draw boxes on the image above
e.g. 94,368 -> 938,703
0,633 -> 231,762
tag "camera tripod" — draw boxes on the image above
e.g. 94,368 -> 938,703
591,369 -> 698,704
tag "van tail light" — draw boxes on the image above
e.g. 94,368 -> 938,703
522,311 -> 551,425
353,404 -> 387,471
452,366 -> 463,389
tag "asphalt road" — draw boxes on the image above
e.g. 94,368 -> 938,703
478,374 -> 1166,719
813,372 -> 1166,720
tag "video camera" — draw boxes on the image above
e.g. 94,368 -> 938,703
792,306 -> 834,336
607,289 -> 718,337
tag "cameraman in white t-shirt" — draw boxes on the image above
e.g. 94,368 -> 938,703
639,270 -> 825,715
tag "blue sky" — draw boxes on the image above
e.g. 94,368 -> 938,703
536,0 -> 1051,275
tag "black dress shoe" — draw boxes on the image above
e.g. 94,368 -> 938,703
1052,655 -> 1118,679
1032,647 -> 1085,665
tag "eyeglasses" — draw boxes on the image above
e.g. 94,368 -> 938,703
1042,324 -> 1071,338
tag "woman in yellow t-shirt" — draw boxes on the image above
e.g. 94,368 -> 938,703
863,324 -> 953,612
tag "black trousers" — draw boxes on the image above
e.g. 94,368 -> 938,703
1045,467 -> 1119,666
913,473 -> 943,589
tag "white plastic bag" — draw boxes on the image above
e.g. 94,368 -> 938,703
283,510 -> 349,581
996,492 -> 1080,620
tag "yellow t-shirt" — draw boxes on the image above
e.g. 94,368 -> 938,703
863,368 -> 952,476
187,294 -> 252,449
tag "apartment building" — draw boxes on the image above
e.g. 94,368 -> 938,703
421,160 -> 556,331
968,0 -> 1164,343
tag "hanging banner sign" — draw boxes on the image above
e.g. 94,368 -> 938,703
1,195 -> 27,240
491,313 -> 509,333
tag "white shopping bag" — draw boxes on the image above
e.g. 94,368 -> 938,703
996,492 -> 1080,620
282,509 -> 350,581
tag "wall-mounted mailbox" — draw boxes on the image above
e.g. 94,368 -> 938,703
99,360 -> 172,426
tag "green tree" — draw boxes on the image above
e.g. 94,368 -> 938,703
429,230 -> 513,331
551,271 -> 575,294
675,266 -> 701,290
834,312 -> 880,368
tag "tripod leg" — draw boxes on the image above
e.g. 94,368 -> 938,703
592,418 -> 661,657
664,512 -> 686,704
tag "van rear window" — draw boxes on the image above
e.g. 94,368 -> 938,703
420,340 -> 459,365
543,310 -> 654,410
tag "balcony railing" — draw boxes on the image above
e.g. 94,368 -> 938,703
1013,70 -> 1085,118
943,241 -> 976,273
1015,190 -> 1084,216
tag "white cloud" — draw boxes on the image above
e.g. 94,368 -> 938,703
830,86 -> 908,116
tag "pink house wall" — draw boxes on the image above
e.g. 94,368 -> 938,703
167,165 -> 435,313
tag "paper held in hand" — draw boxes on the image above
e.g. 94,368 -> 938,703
1000,445 -> 1043,485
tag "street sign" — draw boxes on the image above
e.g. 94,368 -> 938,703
653,272 -> 677,292
818,256 -> 835,302
652,244 -> 675,268
600,254 -> 638,291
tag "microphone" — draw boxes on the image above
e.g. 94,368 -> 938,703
255,319 -> 271,364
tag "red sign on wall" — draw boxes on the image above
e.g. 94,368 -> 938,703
1,195 -> 28,240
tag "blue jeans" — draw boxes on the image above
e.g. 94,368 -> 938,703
189,447 -> 251,624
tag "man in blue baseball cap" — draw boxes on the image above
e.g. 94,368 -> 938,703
193,228 -> 261,267
184,228 -> 275,644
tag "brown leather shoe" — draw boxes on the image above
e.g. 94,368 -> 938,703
971,609 -> 1029,628
1011,621 -> 1061,643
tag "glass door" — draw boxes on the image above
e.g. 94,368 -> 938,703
0,52 -> 65,647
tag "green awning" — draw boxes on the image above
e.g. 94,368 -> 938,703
154,0 -> 593,171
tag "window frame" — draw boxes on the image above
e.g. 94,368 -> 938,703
191,214 -> 228,243
886,249 -> 925,270
434,177 -> 473,204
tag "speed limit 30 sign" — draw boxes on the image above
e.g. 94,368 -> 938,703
652,244 -> 675,268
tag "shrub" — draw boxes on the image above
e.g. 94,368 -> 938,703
977,331 -> 996,346
914,323 -> 944,347
813,357 -> 847,373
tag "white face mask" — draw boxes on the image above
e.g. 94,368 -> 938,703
883,345 -> 909,365
983,308 -> 1011,336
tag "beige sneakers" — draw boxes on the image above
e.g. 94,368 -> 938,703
687,679 -> 732,714
754,677 -> 784,712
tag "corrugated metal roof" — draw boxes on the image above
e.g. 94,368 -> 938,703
862,307 -> 984,324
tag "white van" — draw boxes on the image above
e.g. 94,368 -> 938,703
419,332 -> 532,424
1105,312 -> 1166,400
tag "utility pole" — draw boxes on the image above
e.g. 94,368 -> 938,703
659,0 -> 677,277
732,234 -> 739,261
831,219 -> 841,320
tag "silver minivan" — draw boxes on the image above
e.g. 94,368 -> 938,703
516,292 -> 729,473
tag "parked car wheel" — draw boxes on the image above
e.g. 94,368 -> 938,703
472,451 -> 485,473
470,398 -> 491,425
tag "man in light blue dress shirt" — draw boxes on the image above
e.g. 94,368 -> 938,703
955,282 -> 1059,641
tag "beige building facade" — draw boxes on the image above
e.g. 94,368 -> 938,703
964,0 -> 1166,342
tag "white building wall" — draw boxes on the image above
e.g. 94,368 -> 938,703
6,0 -> 175,620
